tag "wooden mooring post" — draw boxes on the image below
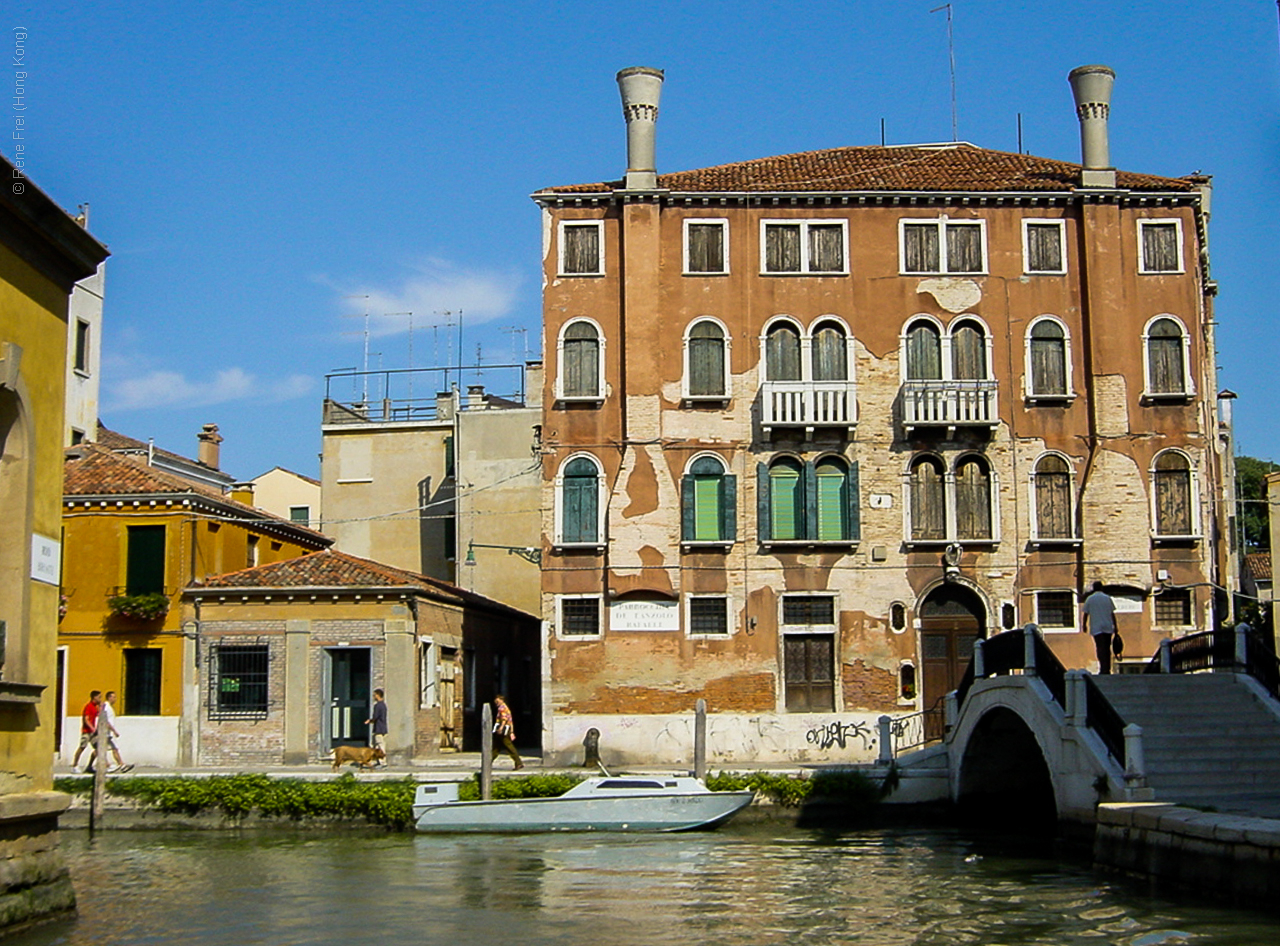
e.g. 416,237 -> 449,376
694,699 -> 707,780
88,713 -> 109,833
480,701 -> 493,800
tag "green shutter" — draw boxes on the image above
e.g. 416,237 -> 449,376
681,473 -> 696,541
803,461 -> 818,541
756,463 -> 771,542
721,474 -> 737,541
694,476 -> 720,541
126,525 -> 166,595
772,464 -> 802,541
847,461 -> 861,541
816,465 -> 844,541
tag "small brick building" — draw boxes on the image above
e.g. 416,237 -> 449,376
184,550 -> 539,765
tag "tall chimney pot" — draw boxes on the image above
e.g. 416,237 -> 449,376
616,66 -> 665,191
1068,64 -> 1116,188
197,423 -> 223,470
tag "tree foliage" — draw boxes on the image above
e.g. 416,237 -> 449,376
1236,455 -> 1276,553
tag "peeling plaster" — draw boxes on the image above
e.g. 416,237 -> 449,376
917,277 -> 982,313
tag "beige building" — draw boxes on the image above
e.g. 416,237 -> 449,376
531,66 -> 1227,766
320,369 -> 543,615
250,466 -> 322,529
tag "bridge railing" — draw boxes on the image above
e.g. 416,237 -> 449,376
1143,624 -> 1280,697
958,625 -> 1069,711
878,704 -> 947,758
1082,674 -> 1127,766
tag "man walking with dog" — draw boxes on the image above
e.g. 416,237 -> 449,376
365,688 -> 388,767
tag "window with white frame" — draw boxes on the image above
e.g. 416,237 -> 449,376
1022,220 -> 1067,274
761,220 -> 848,274
1032,453 -> 1076,543
1138,219 -> 1183,274
684,219 -> 728,274
764,320 -> 802,380
419,639 -> 438,708
1143,316 -> 1192,398
901,316 -> 994,382
682,454 -> 736,544
1154,588 -> 1193,627
556,454 -> 605,546
1035,590 -> 1076,630
684,318 -> 729,399
74,319 -> 91,373
688,595 -> 730,636
558,595 -> 602,637
1152,449 -> 1196,539
1026,317 -> 1072,399
781,595 -> 836,712
811,319 -> 850,381
559,221 -> 604,275
899,217 -> 987,274
905,453 -> 998,544
557,318 -> 604,400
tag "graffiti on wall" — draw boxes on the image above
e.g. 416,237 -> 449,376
805,720 -> 875,752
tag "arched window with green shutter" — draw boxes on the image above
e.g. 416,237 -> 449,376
815,457 -> 847,541
560,456 -> 600,544
769,457 -> 804,540
681,455 -> 736,543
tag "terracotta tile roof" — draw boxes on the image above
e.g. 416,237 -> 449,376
190,549 -> 532,617
94,422 -> 196,467
537,143 -> 1198,196
1245,552 -> 1272,582
64,443 -> 330,545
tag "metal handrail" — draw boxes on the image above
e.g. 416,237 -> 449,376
1083,674 -> 1127,766
887,703 -> 947,756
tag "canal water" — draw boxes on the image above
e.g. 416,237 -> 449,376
14,825 -> 1280,945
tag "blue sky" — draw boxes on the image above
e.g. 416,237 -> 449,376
10,1 -> 1280,477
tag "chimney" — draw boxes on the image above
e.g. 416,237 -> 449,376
1068,65 -> 1116,188
197,423 -> 223,469
616,67 -> 664,190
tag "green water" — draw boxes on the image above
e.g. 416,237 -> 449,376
13,825 -> 1279,945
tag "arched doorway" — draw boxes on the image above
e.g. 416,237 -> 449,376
919,583 -> 985,724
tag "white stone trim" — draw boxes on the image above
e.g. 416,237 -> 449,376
759,218 -> 850,275
555,593 -> 604,640
1137,217 -> 1185,274
552,451 -> 607,548
1021,218 -> 1068,275
556,219 -> 605,276
554,316 -> 606,403
897,215 -> 989,275
1140,313 -> 1195,400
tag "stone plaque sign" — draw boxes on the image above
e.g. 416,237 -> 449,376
610,599 -> 680,631
30,534 -> 60,586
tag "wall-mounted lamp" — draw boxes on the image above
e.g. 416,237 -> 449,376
464,541 -> 542,566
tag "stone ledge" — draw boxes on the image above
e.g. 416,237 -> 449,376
0,793 -> 71,824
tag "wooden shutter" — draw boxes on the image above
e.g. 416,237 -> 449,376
687,223 -> 724,273
1142,223 -> 1179,272
563,225 -> 600,274
1029,321 -> 1067,395
815,459 -> 846,541
681,473 -> 696,541
563,323 -> 599,397
1155,453 -> 1192,535
1147,319 -> 1185,394
946,224 -> 983,273
785,634 -> 834,712
126,525 -> 166,595
955,459 -> 992,540
694,475 -> 721,541
812,324 -> 848,381
903,224 -> 939,272
756,463 -> 771,542
766,323 -> 802,381
846,460 -> 861,541
688,322 -> 725,396
720,474 -> 737,542
563,460 -> 598,543
911,459 -> 946,541
906,322 -> 942,380
808,225 -> 844,272
765,225 -> 801,272
1026,224 -> 1062,271
1034,456 -> 1072,539
771,461 -> 802,541
951,323 -> 986,380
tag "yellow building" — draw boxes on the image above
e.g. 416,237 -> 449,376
59,443 -> 331,766
0,155 -> 109,930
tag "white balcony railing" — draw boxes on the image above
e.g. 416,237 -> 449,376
761,380 -> 858,434
901,379 -> 999,429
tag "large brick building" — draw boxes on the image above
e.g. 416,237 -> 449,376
531,66 -> 1227,765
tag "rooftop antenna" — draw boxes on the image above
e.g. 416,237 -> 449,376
931,3 -> 958,141
437,310 -> 459,391
880,117 -> 886,146
501,326 -> 529,363
340,295 -> 372,402
1017,112 -> 1023,154
385,311 -> 413,398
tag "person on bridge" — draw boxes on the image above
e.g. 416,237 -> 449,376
1081,581 -> 1117,674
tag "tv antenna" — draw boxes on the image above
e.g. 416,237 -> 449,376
931,3 -> 958,141
340,295 -> 373,402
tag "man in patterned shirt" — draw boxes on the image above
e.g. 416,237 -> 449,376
493,695 -> 523,770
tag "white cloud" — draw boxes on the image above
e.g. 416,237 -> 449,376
106,368 -> 315,412
336,259 -> 522,338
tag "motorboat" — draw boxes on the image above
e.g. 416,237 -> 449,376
412,775 -> 754,833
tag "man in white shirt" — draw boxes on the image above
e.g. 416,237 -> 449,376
98,691 -> 134,774
1081,581 -> 1118,675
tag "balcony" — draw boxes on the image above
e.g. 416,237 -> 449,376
901,379 -> 999,431
760,380 -> 857,436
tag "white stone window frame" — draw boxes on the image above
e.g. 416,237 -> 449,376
889,601 -> 909,634
1021,219 -> 1068,275
897,216 -> 989,276
897,659 -> 918,706
555,593 -> 604,640
685,593 -> 734,639
1030,588 -> 1078,634
682,218 -> 730,276
557,219 -> 605,277
900,451 -> 1001,548
418,636 -> 438,708
1151,587 -> 1197,630
1027,450 -> 1081,547
1149,447 -> 1202,542
1023,314 -> 1075,402
1137,218 -> 1185,275
897,313 -> 996,384
681,450 -> 735,550
554,316 -> 607,404
1141,313 -> 1196,401
552,451 -> 608,549
778,591 -> 840,634
682,316 -> 732,402
759,218 -> 850,276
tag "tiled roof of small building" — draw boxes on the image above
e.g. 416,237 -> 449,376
189,549 -> 532,617
1245,552 -> 1272,582
95,422 -> 196,467
536,143 -> 1199,195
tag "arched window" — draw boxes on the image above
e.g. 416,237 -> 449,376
559,456 -> 601,544
682,455 -> 736,543
909,456 -> 946,541
951,321 -> 987,380
1153,451 -> 1194,537
560,321 -> 601,399
1033,454 -> 1073,540
905,320 -> 942,380
815,457 -> 849,541
686,320 -> 727,398
1146,318 -> 1188,396
954,456 -> 992,540
1028,319 -> 1068,397
768,457 -> 804,540
811,322 -> 848,382
765,322 -> 801,381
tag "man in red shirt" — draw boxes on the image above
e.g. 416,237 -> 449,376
71,690 -> 102,772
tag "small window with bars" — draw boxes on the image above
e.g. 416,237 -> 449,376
1036,591 -> 1076,630
782,595 -> 836,628
559,596 -> 601,637
1154,588 -> 1193,626
688,596 -> 729,636
559,221 -> 604,275
209,643 -> 270,719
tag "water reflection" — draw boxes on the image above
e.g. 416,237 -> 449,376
12,826 -> 1278,946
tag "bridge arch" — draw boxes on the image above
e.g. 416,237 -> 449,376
955,704 -> 1057,826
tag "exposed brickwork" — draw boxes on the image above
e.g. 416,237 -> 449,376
842,659 -> 900,713
198,622 -> 287,765
566,672 -> 775,714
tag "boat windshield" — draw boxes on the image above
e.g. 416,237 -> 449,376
596,780 -> 675,790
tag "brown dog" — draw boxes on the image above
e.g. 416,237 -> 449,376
331,745 -> 385,771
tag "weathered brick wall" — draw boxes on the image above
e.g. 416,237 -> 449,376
198,621 -> 287,765
842,659 -> 900,712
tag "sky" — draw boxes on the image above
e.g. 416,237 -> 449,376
9,1 -> 1280,478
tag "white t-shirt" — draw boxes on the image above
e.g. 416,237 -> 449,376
100,701 -> 117,732
1081,591 -> 1117,636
